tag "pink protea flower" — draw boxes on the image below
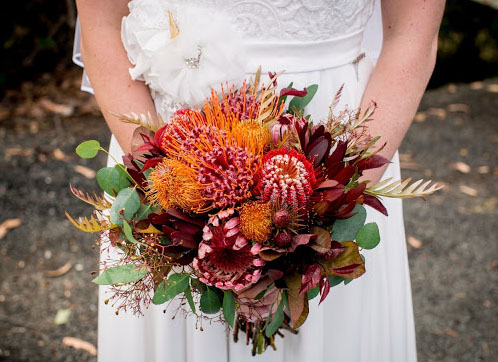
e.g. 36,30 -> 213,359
271,113 -> 306,145
193,210 -> 264,291
256,148 -> 317,210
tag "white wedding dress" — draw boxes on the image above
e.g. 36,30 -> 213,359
74,1 -> 417,361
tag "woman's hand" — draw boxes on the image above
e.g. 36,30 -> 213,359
359,0 -> 446,184
76,0 -> 157,154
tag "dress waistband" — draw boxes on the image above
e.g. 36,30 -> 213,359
243,30 -> 365,74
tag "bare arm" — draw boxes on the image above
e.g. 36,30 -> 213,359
360,0 -> 445,183
76,0 -> 156,154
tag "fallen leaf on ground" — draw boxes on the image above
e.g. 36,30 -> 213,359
427,108 -> 447,120
5,148 -> 34,157
54,309 -> 72,325
0,218 -> 22,239
459,185 -> 478,197
39,98 -> 74,116
45,262 -> 73,277
62,337 -> 97,356
447,103 -> 470,113
414,112 -> 426,122
459,148 -> 468,157
486,84 -> 498,93
74,165 -> 96,179
452,162 -> 471,174
53,148 -> 70,161
470,81 -> 483,90
476,166 -> 489,174
407,236 -> 423,249
445,328 -> 459,338
447,84 -> 457,93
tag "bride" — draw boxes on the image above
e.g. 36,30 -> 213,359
74,0 -> 445,361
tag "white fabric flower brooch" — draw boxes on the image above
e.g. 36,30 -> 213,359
121,0 -> 247,107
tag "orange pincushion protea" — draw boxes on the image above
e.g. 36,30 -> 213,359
147,158 -> 205,212
239,201 -> 273,243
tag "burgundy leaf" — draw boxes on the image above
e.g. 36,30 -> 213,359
357,154 -> 391,173
318,276 -> 331,305
153,125 -> 168,149
288,234 -> 317,253
172,220 -> 202,234
268,71 -> 278,86
280,87 -> 308,98
333,165 -> 356,185
166,208 -> 205,226
170,231 -> 198,249
327,141 -> 347,165
268,269 -> 284,280
316,179 -> 339,189
323,241 -> 346,259
141,157 -> 163,172
344,184 -> 367,203
133,143 -> 156,152
307,136 -> 330,167
174,251 -> 195,265
363,194 -> 388,216
322,188 -> 344,202
299,264 -> 322,295
331,263 -> 363,275
161,225 -> 176,238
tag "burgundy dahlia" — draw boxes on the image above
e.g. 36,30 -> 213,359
192,209 -> 264,291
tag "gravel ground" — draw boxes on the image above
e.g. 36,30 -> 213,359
0,79 -> 497,362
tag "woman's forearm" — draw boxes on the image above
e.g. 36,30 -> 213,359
359,0 -> 445,183
76,0 -> 156,154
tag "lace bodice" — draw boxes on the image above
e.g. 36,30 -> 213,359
129,0 -> 375,42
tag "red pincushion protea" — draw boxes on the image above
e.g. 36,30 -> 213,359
257,148 -> 317,209
192,210 -> 264,291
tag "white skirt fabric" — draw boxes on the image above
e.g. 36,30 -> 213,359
100,58 -> 417,362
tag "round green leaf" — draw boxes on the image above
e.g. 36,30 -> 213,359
75,140 -> 100,159
92,264 -> 148,285
289,84 -> 318,112
307,286 -> 320,300
110,188 -> 140,225
152,273 -> 190,305
356,222 -> 380,249
331,204 -> 367,241
222,290 -> 236,327
200,288 -> 221,314
265,300 -> 285,337
97,166 -> 131,196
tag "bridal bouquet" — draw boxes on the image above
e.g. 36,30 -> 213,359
67,70 -> 441,355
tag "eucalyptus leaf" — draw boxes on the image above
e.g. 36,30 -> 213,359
75,140 -> 100,159
152,273 -> 190,305
92,264 -> 148,285
265,299 -> 284,337
328,275 -> 345,287
135,204 -> 158,221
222,290 -> 236,327
184,285 -> 196,314
200,287 -> 221,314
356,222 -> 380,249
110,188 -> 140,225
122,219 -> 138,244
331,204 -> 367,241
96,165 -> 130,196
307,286 -> 320,300
289,84 -> 318,112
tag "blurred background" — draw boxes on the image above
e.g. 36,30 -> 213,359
0,0 -> 497,361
